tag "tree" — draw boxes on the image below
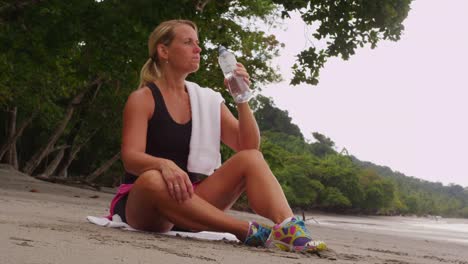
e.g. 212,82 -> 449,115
271,0 -> 412,85
320,187 -> 351,210
313,154 -> 364,207
260,138 -> 288,171
354,156 -> 468,217
262,131 -> 309,154
358,168 -> 396,212
1,0 -> 284,180
309,132 -> 336,157
252,95 -> 304,139
275,155 -> 324,208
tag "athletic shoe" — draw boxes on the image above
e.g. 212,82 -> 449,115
265,217 -> 327,252
244,221 -> 272,247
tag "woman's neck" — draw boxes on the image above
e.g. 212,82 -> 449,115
157,67 -> 189,92
156,74 -> 187,93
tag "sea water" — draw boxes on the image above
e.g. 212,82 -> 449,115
307,215 -> 468,245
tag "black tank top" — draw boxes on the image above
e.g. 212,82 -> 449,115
123,82 -> 192,184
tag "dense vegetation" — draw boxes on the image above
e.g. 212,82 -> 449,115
5,1 -> 464,218
251,95 -> 468,218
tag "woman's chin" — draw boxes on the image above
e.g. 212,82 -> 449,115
189,65 -> 200,73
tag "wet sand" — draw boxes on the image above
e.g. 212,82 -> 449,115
1,164 -> 467,264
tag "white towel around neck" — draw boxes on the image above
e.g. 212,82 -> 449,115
185,81 -> 224,176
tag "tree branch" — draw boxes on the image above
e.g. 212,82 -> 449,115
195,0 -> 211,12
0,0 -> 46,12
85,151 -> 120,183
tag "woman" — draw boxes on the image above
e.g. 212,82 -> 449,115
109,19 -> 326,252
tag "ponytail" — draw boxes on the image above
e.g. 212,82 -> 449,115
138,58 -> 161,88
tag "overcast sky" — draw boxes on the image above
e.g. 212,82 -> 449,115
261,0 -> 468,187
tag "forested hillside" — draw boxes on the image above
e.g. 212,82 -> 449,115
353,158 -> 468,217
250,95 -> 468,218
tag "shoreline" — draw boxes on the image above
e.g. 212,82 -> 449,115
1,165 -> 467,264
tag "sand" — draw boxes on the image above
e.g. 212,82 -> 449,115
1,164 -> 467,264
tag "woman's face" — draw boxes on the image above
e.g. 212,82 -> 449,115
163,24 -> 201,74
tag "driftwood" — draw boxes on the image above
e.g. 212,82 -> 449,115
301,210 -> 320,224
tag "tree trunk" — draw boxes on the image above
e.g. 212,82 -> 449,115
55,117 -> 83,178
38,148 -> 65,178
22,89 -> 87,175
55,81 -> 102,178
56,130 -> 98,178
10,143 -> 18,169
1,107 -> 15,164
0,110 -> 37,161
5,107 -> 19,169
85,151 -> 120,183
7,108 -> 19,169
55,144 -> 80,179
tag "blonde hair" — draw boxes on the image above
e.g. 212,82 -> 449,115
138,20 -> 198,88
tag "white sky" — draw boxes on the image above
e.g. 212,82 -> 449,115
261,0 -> 468,187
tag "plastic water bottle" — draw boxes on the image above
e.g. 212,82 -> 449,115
218,46 -> 252,103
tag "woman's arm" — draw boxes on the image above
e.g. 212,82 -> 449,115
220,64 -> 260,151
237,102 -> 260,149
121,88 -> 162,175
220,103 -> 260,152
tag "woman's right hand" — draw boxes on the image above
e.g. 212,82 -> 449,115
160,160 -> 193,203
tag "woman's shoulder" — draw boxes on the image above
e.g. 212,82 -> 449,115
125,86 -> 155,115
127,85 -> 154,104
130,85 -> 152,98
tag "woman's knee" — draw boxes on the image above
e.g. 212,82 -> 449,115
229,149 -> 266,173
134,170 -> 166,193
234,149 -> 264,164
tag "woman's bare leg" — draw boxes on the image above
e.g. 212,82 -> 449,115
125,170 -> 249,239
125,149 -> 293,240
196,149 -> 293,223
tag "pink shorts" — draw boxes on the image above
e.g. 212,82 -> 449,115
107,184 -> 133,220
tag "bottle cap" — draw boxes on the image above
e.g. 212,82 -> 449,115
218,45 -> 227,54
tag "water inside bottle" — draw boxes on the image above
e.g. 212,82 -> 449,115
227,74 -> 251,103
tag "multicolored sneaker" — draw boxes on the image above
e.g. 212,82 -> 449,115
265,217 -> 327,252
244,221 -> 272,247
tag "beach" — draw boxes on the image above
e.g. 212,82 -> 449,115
1,164 -> 467,264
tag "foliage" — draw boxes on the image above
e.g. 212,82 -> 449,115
251,95 -> 303,139
320,187 -> 351,209
309,132 -> 335,157
271,0 -> 412,85
1,0 -> 282,178
275,155 -> 323,207
353,157 -> 468,217
254,95 -> 467,217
